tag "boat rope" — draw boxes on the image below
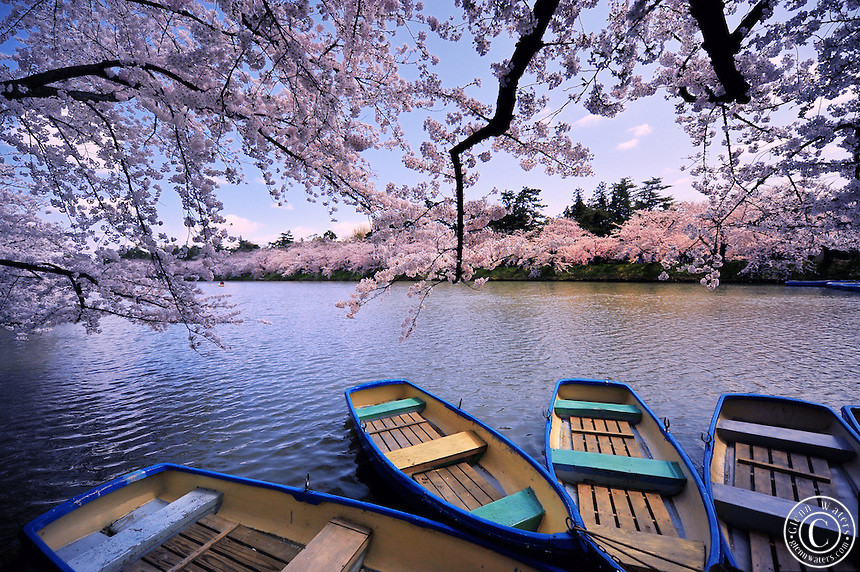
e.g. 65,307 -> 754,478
571,524 -> 702,572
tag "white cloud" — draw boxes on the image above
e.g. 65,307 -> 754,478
629,123 -> 653,138
270,202 -> 295,211
222,214 -> 264,236
575,114 -> 604,128
616,123 -> 653,151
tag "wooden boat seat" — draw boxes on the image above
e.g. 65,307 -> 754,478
717,419 -> 856,462
66,488 -> 223,572
282,518 -> 371,572
385,431 -> 487,475
551,448 -> 686,495
555,399 -> 642,423
355,397 -> 425,422
582,523 -> 705,572
469,487 -> 545,532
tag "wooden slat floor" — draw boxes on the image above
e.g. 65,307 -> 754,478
563,416 -> 679,538
366,412 -> 503,511
733,442 -> 854,572
124,514 -> 303,572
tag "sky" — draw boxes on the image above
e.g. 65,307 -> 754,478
211,24 -> 706,248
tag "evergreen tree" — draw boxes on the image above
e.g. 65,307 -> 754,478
608,177 -> 635,223
562,189 -> 587,219
269,231 -> 295,249
634,177 -> 674,211
490,187 -> 547,233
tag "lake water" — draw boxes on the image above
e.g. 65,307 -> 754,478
1,281 -> 858,552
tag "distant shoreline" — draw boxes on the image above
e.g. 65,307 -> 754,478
215,259 -> 860,284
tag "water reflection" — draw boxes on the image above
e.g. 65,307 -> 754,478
1,281 -> 857,549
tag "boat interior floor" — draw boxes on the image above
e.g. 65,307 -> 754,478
724,441 -> 857,572
558,414 -> 706,572
365,412 -> 503,512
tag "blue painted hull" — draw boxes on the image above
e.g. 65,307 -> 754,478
544,378 -> 721,571
828,281 -> 860,292
24,463 -> 560,571
345,379 -> 593,567
703,394 -> 860,570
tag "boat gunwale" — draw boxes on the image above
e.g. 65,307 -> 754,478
544,377 -> 721,571
703,392 -> 860,569
344,379 -> 582,553
23,462 -> 562,572
842,405 -> 860,439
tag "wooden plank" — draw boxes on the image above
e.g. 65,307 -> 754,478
768,448 -> 796,501
141,544 -> 185,569
567,419 -> 634,439
436,466 -> 483,510
609,488 -> 637,532
283,519 -> 371,572
808,455 -> 836,497
569,417 -> 587,452
107,499 -> 169,535
627,491 -> 657,534
227,526 -> 303,564
440,464 -> 494,507
405,412 -> 442,439
452,463 -> 503,503
166,521 -> 240,571
751,446 -> 774,497
123,560 -> 162,572
643,492 -> 678,537
748,531 -> 776,572
622,434 -> 643,458
738,453 -> 830,483
367,419 -> 398,452
592,486 -> 615,528
551,449 -> 687,495
734,442 -> 755,491
772,535 -> 797,572
469,488 -> 544,532
377,416 -> 415,449
423,469 -> 473,510
595,420 -> 614,455
717,419 -> 856,462
577,484 -> 598,526
385,431 -> 487,475
355,397 -> 425,422
183,544 -> 261,572
68,488 -> 223,572
366,416 -> 426,436
582,522 -> 705,572
789,451 -> 818,501
555,399 -> 642,423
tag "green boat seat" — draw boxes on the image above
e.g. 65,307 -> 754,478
716,419 -> 856,463
470,487 -> 545,531
67,488 -> 222,572
356,397 -> 425,422
554,399 -> 642,423
551,449 -> 686,495
711,483 -> 844,537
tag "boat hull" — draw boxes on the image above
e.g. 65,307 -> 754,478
544,378 -> 720,572
345,379 -> 590,566
704,394 -> 860,571
843,405 -> 860,438
24,463 -> 561,571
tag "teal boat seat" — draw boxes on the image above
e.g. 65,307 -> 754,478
551,449 -> 686,495
554,399 -> 642,423
716,419 -> 856,463
470,487 -> 545,531
356,397 -> 425,422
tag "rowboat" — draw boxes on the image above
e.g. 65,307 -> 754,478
544,378 -> 721,572
828,281 -> 860,292
24,463 -> 561,571
344,379 -> 591,566
704,394 -> 860,571
843,405 -> 860,438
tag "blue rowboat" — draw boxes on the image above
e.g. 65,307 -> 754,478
345,379 -> 592,567
544,378 -> 721,572
704,394 -> 860,571
24,463 -> 561,572
841,405 -> 860,439
828,281 -> 860,292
